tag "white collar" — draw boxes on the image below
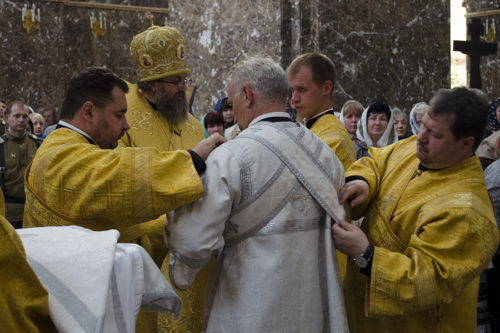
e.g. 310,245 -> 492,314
248,112 -> 292,127
58,120 -> 96,144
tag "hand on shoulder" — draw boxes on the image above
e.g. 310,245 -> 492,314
192,134 -> 226,160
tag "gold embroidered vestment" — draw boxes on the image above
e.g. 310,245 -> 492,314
310,112 -> 356,279
344,136 -> 498,333
120,83 -> 210,333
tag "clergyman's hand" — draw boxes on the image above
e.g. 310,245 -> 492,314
331,220 -> 369,257
192,134 -> 226,160
339,180 -> 369,208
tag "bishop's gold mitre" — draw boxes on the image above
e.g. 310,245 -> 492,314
130,25 -> 189,82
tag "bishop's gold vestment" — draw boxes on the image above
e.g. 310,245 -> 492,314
309,112 -> 356,279
120,83 -> 210,333
344,136 -> 499,333
0,215 -> 55,332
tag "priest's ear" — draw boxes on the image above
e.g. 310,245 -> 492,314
321,80 -> 334,96
81,101 -> 95,121
460,135 -> 475,153
241,85 -> 254,108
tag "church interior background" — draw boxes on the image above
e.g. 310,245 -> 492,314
0,0 -> 498,117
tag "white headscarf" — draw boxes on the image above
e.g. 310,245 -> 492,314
356,105 -> 398,149
409,102 -> 429,135
339,104 -> 347,126
339,100 -> 364,126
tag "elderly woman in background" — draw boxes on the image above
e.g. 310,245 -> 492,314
29,113 -> 45,137
392,107 -> 409,140
409,102 -> 429,135
340,100 -> 363,145
354,101 -> 398,159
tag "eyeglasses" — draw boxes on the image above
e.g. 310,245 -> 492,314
158,78 -> 192,87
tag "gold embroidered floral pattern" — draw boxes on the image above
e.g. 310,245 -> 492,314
129,108 -> 153,134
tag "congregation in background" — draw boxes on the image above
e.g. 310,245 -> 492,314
0,23 -> 499,333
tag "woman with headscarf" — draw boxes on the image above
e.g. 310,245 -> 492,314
392,107 -> 410,140
201,111 -> 225,138
354,101 -> 398,159
409,102 -> 429,135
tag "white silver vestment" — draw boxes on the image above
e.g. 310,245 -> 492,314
166,113 -> 349,333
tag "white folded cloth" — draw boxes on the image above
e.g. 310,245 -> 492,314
17,226 -> 181,333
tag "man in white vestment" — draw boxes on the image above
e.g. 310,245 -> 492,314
165,57 -> 348,332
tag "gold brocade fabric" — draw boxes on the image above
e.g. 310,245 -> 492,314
130,26 -> 189,82
0,215 -> 56,332
120,84 -> 209,333
310,112 -> 355,279
309,113 -> 356,171
23,127 -> 204,332
158,257 -> 214,333
344,136 -> 499,333
23,128 -> 203,236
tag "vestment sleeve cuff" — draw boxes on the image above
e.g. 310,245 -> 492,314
188,150 -> 206,175
360,245 -> 374,277
346,175 -> 369,184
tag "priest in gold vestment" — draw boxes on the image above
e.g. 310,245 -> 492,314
333,87 -> 499,333
287,52 -> 355,171
22,67 -> 223,331
287,52 -> 356,279
121,26 -> 210,333
0,189 -> 55,332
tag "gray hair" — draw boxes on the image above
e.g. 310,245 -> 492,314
230,56 -> 288,105
392,107 -> 408,123
409,102 -> 429,135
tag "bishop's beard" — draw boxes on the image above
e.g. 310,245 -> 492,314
154,86 -> 188,127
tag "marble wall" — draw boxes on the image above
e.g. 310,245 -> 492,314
167,0 -> 284,113
170,0 -> 450,113
463,0 -> 500,101
0,0 -> 452,117
0,0 -> 165,113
